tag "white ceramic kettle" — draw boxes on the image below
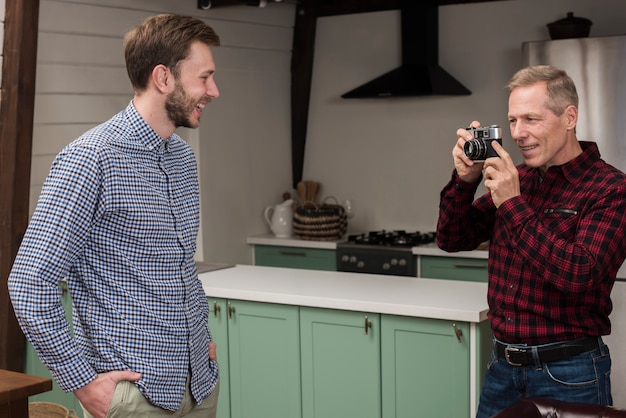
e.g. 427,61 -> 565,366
264,199 -> 294,237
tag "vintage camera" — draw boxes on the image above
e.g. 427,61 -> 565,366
463,125 -> 502,161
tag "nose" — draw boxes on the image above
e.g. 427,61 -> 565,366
510,121 -> 525,140
208,79 -> 219,99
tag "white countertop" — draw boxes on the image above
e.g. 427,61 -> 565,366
247,234 -> 490,259
412,243 -> 489,259
246,233 -> 346,249
200,264 -> 489,323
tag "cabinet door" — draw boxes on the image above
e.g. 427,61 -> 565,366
208,298 -> 230,418
227,300 -> 301,418
300,307 -> 381,418
381,315 -> 470,418
420,255 -> 488,282
254,245 -> 336,271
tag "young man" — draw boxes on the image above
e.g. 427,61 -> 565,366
436,65 -> 626,417
9,14 -> 221,418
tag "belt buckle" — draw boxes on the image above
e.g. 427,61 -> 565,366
504,346 -> 524,366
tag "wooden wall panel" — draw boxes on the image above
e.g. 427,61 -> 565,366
34,95 -> 131,124
37,34 -> 125,66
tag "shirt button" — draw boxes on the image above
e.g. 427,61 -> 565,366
507,317 -> 513,323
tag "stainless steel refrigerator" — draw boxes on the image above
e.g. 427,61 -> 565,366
523,34 -> 626,407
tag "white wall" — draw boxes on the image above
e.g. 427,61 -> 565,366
304,0 -> 626,234
31,0 -> 295,264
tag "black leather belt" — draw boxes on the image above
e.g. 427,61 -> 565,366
496,337 -> 599,366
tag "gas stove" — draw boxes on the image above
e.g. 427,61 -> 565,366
336,230 -> 436,277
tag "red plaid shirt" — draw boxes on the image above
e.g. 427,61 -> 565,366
437,142 -> 626,344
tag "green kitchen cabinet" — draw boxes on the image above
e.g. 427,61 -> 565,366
24,281 -> 83,417
420,255 -> 488,282
210,298 -> 301,418
205,294 -> 491,418
253,245 -> 336,271
208,298 -> 231,418
300,307 -> 381,418
381,315 -> 492,418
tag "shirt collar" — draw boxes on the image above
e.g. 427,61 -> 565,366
560,141 -> 600,183
126,101 -> 172,154
539,141 -> 600,183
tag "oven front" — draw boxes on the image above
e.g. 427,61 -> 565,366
336,244 -> 418,277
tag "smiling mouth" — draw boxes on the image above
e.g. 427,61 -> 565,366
520,144 -> 538,152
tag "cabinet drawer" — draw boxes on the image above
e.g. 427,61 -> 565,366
254,245 -> 336,271
420,256 -> 488,282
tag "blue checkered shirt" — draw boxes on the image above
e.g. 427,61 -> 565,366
8,102 -> 218,411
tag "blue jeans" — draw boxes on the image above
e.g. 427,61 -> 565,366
476,337 -> 612,418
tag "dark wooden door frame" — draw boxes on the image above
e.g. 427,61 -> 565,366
0,0 -> 40,372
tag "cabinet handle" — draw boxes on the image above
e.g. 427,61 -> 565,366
60,280 -> 68,295
213,301 -> 221,318
228,302 -> 236,319
364,316 -> 372,335
452,323 -> 463,343
452,263 -> 486,269
278,251 -> 307,257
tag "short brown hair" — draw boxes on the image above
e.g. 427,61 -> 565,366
124,14 -> 221,91
506,65 -> 578,116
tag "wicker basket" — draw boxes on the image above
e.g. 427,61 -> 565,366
29,402 -> 72,418
293,197 -> 347,241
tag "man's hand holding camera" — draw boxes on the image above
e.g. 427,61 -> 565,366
454,121 -> 520,208
482,141 -> 520,208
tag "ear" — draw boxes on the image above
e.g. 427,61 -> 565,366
151,64 -> 172,93
565,104 -> 578,130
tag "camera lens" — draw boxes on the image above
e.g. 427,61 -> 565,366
464,139 -> 487,160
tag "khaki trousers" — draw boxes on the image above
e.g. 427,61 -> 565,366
82,378 -> 219,418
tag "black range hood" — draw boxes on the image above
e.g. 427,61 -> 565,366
342,1 -> 471,98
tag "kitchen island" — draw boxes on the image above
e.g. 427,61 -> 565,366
200,264 -> 491,418
200,264 -> 487,322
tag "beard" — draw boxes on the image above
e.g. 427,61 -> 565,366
165,81 -> 200,129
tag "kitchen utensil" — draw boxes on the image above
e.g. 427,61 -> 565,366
307,181 -> 320,202
297,181 -> 307,202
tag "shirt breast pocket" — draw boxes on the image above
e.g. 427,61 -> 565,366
543,207 -> 580,240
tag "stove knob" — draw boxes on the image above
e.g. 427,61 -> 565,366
398,259 -> 407,267
390,258 -> 398,266
383,262 -> 390,270
350,255 -> 358,264
341,255 -> 350,263
357,260 -> 365,269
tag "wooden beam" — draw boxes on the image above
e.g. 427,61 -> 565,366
0,0 -> 40,372
290,0 -> 317,188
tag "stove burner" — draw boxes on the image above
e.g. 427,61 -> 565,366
346,230 -> 436,247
